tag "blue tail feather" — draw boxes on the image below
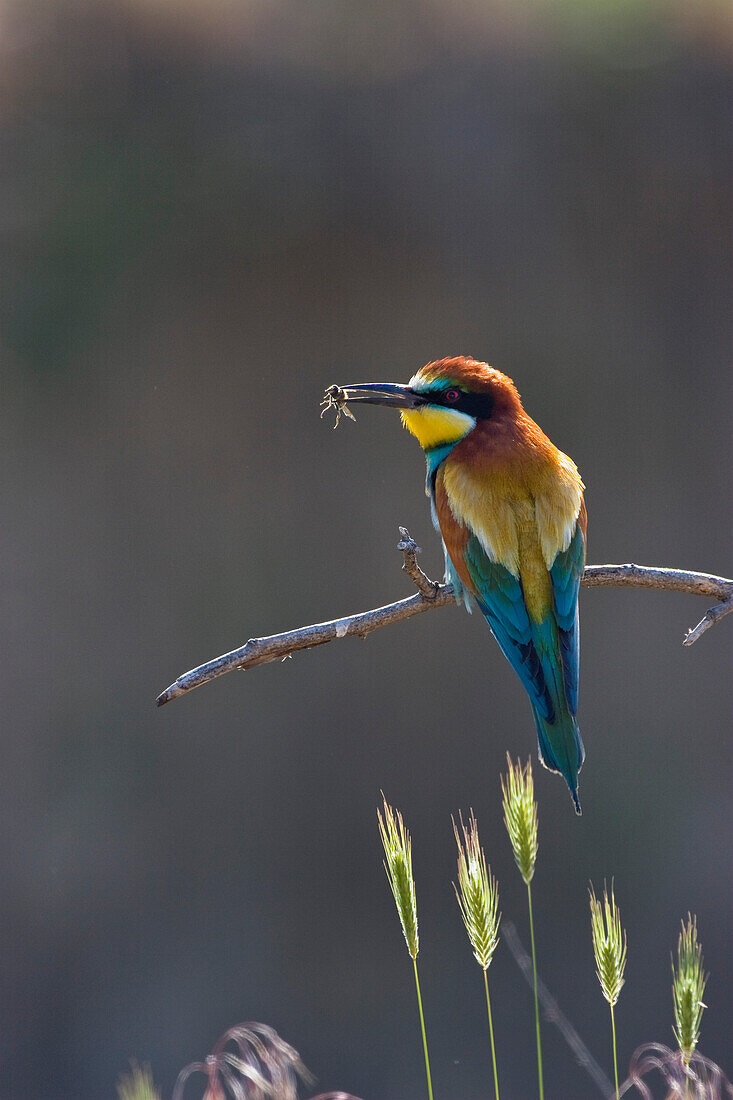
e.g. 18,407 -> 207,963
531,613 -> 585,813
462,531 -> 585,812
532,706 -> 585,815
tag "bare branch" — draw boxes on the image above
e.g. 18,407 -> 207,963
156,531 -> 733,707
581,563 -> 733,648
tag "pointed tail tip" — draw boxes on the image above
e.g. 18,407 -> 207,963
571,787 -> 582,815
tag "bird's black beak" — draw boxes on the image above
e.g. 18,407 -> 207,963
336,383 -> 426,409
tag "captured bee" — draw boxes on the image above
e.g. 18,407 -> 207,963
320,384 -> 356,429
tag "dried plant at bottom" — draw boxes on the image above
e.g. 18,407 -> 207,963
621,1042 -> 733,1099
173,1022 -> 312,1100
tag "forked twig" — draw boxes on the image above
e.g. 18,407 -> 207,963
156,529 -> 733,707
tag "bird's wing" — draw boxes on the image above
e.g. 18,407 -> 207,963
462,536 -> 556,722
435,469 -> 557,720
548,505 -> 586,716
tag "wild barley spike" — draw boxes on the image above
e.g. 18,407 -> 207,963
454,811 -> 500,971
672,914 -> 707,1066
589,882 -> 627,1100
501,755 -> 538,886
378,796 -> 419,960
117,1063 -> 161,1100
501,755 -> 543,1100
377,796 -> 433,1100
454,810 -> 502,1100
589,883 -> 627,1009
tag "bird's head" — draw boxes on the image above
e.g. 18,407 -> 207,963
336,357 -> 522,454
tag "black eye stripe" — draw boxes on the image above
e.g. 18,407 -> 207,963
433,389 -> 494,419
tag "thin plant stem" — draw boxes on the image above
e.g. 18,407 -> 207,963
412,956 -> 434,1100
483,968 -> 500,1100
527,881 -> 544,1100
610,1002 -> 619,1100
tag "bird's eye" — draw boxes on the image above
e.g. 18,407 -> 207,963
445,388 -> 460,403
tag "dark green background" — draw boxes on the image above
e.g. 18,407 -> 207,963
1,1 -> 730,1097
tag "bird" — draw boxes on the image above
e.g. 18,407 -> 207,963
332,357 -> 587,813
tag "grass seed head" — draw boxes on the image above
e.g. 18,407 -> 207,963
673,914 -> 707,1065
378,795 -> 419,960
501,755 -> 538,885
117,1063 -> 161,1100
453,811 -> 501,971
589,882 -> 627,1008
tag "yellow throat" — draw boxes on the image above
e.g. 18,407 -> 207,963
400,406 -> 476,451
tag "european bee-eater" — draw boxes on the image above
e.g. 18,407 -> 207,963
335,357 -> 586,813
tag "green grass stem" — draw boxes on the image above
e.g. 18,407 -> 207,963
413,956 -> 434,1100
483,968 -> 500,1100
526,881 -> 544,1100
610,1003 -> 619,1100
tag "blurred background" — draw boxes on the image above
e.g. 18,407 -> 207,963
1,0 -> 731,1097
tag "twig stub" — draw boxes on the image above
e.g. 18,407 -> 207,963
397,527 -> 439,599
